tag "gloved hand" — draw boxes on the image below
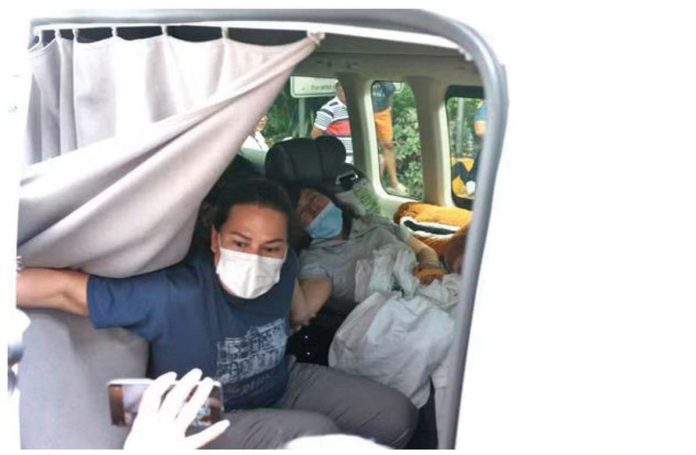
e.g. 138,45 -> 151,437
123,369 -> 229,450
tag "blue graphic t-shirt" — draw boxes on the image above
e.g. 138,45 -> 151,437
87,251 -> 297,411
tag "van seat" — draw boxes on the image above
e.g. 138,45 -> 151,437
265,136 -> 381,217
265,136 -> 363,193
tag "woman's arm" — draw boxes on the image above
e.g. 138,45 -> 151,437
310,127 -> 324,139
16,268 -> 89,316
404,235 -> 440,266
290,277 -> 332,327
404,236 -> 446,285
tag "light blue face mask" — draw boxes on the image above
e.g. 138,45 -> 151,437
307,201 -> 344,239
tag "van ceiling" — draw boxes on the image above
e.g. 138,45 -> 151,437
226,28 -> 476,82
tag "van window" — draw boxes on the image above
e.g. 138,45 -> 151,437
446,86 -> 485,208
371,80 -> 424,200
260,77 -> 356,164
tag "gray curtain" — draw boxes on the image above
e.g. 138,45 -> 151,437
18,29 -> 321,449
20,32 -> 320,276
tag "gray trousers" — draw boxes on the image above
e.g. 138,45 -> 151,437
204,360 -> 418,449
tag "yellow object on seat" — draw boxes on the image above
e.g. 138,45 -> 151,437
393,201 -> 472,259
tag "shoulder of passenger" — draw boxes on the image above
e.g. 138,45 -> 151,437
298,248 -> 322,262
358,214 -> 391,227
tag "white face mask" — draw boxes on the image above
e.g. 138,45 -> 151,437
215,241 -> 286,299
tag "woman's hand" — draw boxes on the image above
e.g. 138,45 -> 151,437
292,278 -> 332,327
404,235 -> 445,285
413,262 -> 446,285
123,369 -> 229,450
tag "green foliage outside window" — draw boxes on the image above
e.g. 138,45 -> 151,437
445,97 -> 482,160
265,82 -> 330,144
262,81 -> 427,201
389,84 -> 424,200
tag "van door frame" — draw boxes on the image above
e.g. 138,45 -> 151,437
26,9 -> 509,449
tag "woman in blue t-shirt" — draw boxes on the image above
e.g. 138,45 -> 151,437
16,178 -> 416,449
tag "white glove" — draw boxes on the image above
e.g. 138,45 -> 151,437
123,369 -> 229,450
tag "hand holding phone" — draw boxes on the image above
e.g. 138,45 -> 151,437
108,373 -> 223,428
113,369 -> 229,450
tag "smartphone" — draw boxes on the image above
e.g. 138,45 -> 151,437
107,378 -> 224,427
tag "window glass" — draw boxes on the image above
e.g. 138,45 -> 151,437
306,79 -> 353,164
446,86 -> 485,208
371,80 -> 424,200
235,79 -> 347,179
257,77 -> 355,163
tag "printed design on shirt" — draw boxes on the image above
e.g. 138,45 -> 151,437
215,318 -> 287,386
221,370 -> 277,404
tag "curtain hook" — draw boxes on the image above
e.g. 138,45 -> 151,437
307,31 -> 325,47
161,25 -> 167,36
221,26 -> 227,39
459,48 -> 472,62
73,28 -> 79,41
112,26 -> 118,38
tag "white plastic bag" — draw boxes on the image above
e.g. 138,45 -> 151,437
330,244 -> 460,407
330,291 -> 454,407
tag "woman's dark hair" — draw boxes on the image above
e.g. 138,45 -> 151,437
284,183 -> 357,251
213,178 -> 298,236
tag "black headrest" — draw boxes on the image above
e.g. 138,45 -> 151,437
265,136 -> 347,186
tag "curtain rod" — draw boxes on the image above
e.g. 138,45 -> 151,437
30,20 -> 461,53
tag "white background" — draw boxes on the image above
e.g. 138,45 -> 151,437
440,3 -> 696,454
2,2 -> 695,454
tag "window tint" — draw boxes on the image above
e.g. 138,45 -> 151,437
446,86 -> 485,209
371,80 -> 423,200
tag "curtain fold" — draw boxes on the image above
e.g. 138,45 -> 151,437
18,28 -> 322,449
20,32 -> 321,277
